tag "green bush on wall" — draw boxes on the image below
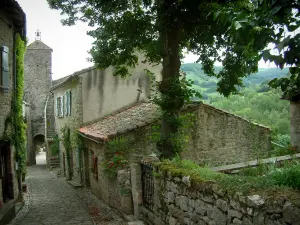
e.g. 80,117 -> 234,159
13,34 -> 27,176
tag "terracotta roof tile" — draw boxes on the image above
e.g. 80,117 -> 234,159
79,102 -> 160,141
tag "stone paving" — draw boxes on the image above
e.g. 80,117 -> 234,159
9,152 -> 126,225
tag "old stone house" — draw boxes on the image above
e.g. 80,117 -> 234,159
50,62 -> 162,185
0,0 -> 26,220
78,101 -> 271,214
23,32 -> 54,166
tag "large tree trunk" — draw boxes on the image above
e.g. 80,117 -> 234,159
158,23 -> 184,159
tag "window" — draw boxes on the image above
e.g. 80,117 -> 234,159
56,96 -> 64,118
1,46 -> 9,93
56,90 -> 71,118
66,90 -> 72,116
91,154 -> 98,181
62,90 -> 72,117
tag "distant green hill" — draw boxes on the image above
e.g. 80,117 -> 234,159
181,63 -> 289,99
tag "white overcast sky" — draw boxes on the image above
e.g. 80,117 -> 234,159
19,0 -> 275,80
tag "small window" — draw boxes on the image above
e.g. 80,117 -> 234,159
56,97 -> 64,118
92,155 -> 98,181
64,90 -> 72,116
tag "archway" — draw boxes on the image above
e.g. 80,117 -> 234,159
32,134 -> 46,165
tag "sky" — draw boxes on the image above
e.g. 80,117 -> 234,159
19,0 -> 276,80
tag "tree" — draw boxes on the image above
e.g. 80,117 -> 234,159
214,0 -> 300,97
47,0 -> 271,158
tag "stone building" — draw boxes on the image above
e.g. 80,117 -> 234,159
0,0 -> 26,221
50,62 -> 161,184
24,31 -> 53,165
78,101 -> 271,214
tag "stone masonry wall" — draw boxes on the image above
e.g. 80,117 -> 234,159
140,168 -> 300,225
83,126 -> 158,214
54,79 -> 83,183
0,10 -> 14,138
24,41 -> 52,138
181,104 -> 271,166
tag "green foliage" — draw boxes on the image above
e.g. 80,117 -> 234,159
103,152 -> 128,178
209,87 -> 290,144
107,137 -> 133,154
215,0 -> 300,98
50,134 -> 60,156
103,137 -> 133,177
13,34 -> 26,176
48,0 -> 277,158
61,126 -> 72,179
269,161 -> 300,189
150,113 -> 197,155
158,158 -> 300,194
181,63 -> 290,100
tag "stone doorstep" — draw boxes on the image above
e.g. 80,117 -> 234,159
123,214 -> 145,225
67,180 -> 83,189
0,200 -> 17,225
127,221 -> 145,225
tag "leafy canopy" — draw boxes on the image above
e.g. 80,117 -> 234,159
215,0 -> 300,98
47,0 -> 264,96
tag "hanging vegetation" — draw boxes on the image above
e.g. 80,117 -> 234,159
13,33 -> 27,176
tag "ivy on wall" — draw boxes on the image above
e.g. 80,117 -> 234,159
13,34 -> 27,176
61,126 -> 72,179
102,137 -> 133,178
61,126 -> 85,180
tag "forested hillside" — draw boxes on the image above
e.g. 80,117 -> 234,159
181,63 -> 290,149
181,63 -> 289,100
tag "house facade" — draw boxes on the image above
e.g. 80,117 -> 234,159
78,102 -> 271,214
0,0 -> 26,218
51,62 -> 161,184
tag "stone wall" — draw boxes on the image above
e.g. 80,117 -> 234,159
53,79 -> 83,183
182,104 -> 271,166
24,40 -> 52,138
24,102 -> 34,165
139,166 -> 300,225
0,10 -> 20,204
0,10 -> 14,138
81,63 -> 161,124
83,126 -> 158,214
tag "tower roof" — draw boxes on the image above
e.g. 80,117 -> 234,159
27,40 -> 52,51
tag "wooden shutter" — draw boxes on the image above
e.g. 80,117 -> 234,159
60,97 -> 64,117
56,97 -> 59,117
1,46 -> 9,93
68,91 -> 72,116
64,93 -> 68,116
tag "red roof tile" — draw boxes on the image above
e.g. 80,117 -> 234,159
79,102 -> 160,142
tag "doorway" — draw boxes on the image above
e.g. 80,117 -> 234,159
0,142 -> 14,203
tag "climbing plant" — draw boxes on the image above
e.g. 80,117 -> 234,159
50,134 -> 60,156
102,137 -> 133,178
13,34 -> 27,176
61,126 -> 72,179
150,112 -> 197,154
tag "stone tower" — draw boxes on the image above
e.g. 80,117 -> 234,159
24,31 -> 53,165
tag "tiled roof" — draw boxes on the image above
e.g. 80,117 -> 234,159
79,101 -> 270,142
79,102 -> 160,142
